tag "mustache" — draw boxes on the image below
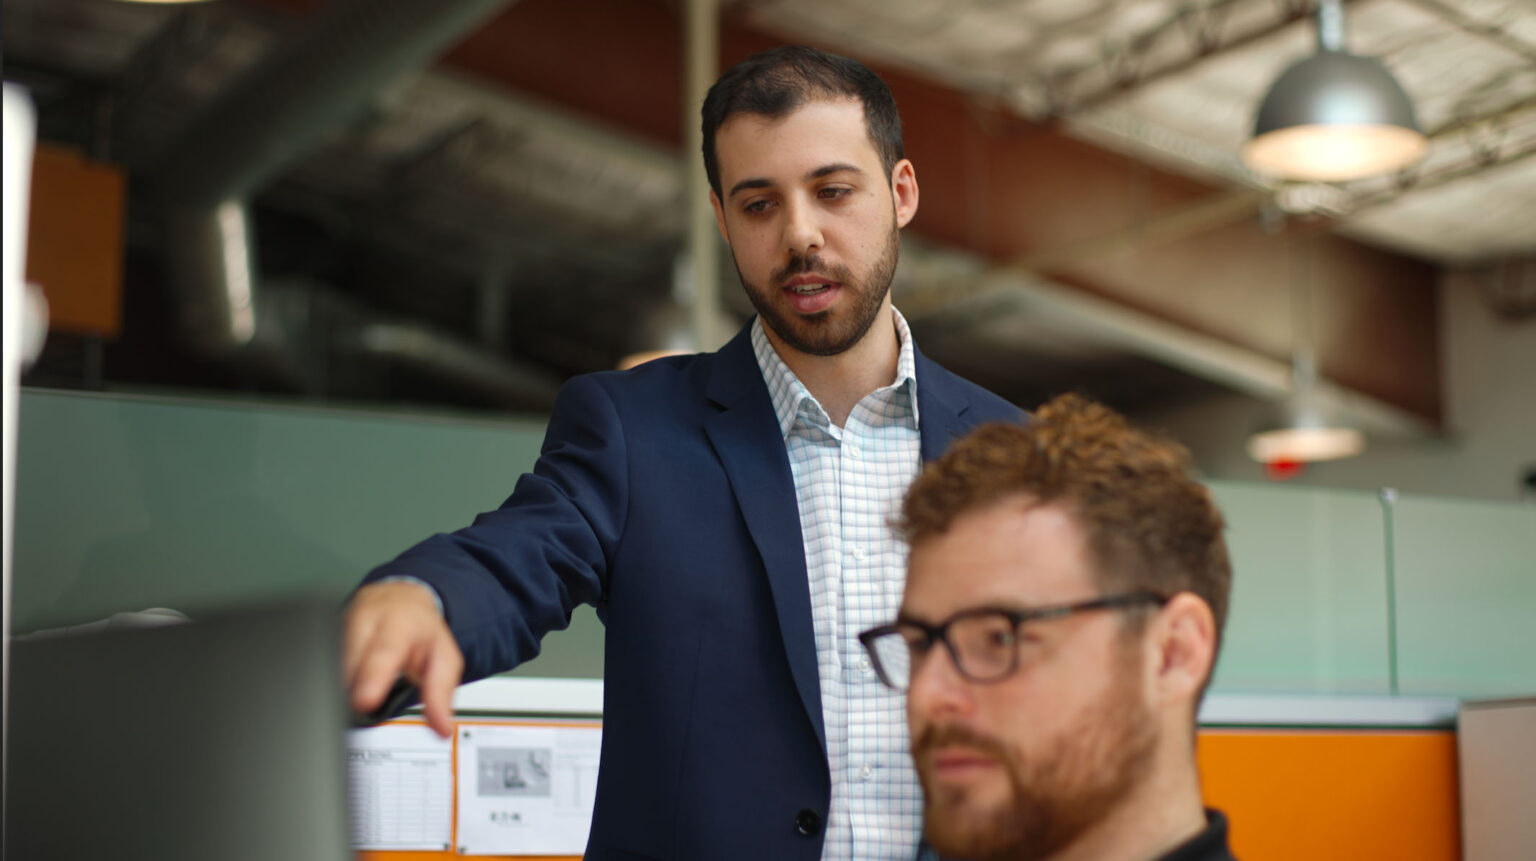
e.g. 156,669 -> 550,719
772,253 -> 851,286
914,722 -> 1012,761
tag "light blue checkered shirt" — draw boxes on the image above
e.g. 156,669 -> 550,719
751,310 -> 925,861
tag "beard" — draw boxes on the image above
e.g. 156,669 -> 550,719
735,219 -> 900,358
913,645 -> 1158,861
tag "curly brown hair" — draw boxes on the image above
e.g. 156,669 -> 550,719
901,393 -> 1231,650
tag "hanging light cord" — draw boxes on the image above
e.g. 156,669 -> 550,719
1316,0 -> 1346,53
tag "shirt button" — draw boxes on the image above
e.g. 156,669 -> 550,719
858,657 -> 872,673
859,764 -> 874,781
846,443 -> 862,458
850,545 -> 867,561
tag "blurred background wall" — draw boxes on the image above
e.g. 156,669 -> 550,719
4,0 -> 1532,673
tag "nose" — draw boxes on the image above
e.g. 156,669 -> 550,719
906,642 -> 975,725
782,195 -> 824,257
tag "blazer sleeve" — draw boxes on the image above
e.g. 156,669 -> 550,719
361,373 -> 628,683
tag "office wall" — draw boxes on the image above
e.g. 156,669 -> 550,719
1148,270 -> 1536,503
11,386 -> 1536,696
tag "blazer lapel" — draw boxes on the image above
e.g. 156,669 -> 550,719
915,346 -> 975,463
701,329 -> 826,751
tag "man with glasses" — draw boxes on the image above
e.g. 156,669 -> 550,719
861,393 -> 1238,861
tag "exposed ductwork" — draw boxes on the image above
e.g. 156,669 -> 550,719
151,0 -> 562,409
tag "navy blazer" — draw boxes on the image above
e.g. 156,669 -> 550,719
365,323 -> 1020,861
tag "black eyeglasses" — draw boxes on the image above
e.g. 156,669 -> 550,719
857,591 -> 1168,692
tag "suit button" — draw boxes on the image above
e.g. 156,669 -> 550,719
795,808 -> 822,837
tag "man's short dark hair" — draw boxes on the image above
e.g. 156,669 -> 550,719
701,45 -> 905,197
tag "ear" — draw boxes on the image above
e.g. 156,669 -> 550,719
890,158 -> 919,228
1150,592 -> 1217,708
709,189 -> 730,244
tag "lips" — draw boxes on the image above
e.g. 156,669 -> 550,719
930,747 -> 1000,768
781,274 -> 841,314
921,748 -> 1001,788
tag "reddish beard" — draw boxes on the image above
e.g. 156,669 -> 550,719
913,646 -> 1158,861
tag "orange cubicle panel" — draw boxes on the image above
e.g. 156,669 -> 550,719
1198,729 -> 1460,861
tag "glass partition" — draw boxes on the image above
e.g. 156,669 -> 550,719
1392,494 -> 1536,698
1206,482 -> 1393,695
11,389 -> 604,679
10,388 -> 1535,695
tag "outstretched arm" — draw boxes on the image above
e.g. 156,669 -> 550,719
343,374 -> 630,735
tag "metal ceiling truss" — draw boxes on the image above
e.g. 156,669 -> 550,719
1401,0 -> 1536,65
1028,0 -> 1349,118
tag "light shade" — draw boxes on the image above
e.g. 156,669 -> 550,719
1246,382 -> 1366,465
1243,51 -> 1427,181
1246,424 -> 1365,464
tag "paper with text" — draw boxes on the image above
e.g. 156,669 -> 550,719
347,723 -> 453,851
456,722 -> 602,856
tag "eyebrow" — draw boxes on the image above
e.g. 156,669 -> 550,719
727,162 -> 865,199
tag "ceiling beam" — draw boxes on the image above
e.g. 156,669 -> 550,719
249,0 -> 1445,424
900,263 -> 1435,440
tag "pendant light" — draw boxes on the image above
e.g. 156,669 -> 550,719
1247,235 -> 1365,468
1243,0 -> 1427,182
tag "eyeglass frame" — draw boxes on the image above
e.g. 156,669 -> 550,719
857,590 -> 1170,691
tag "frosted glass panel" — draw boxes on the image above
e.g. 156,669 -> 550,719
1206,481 -> 1391,694
13,389 -> 1536,693
11,389 -> 604,680
1393,495 -> 1536,697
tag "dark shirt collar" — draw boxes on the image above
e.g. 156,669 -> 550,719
921,808 -> 1238,861
1157,809 -> 1238,861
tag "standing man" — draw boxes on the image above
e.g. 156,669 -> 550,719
345,46 -> 1018,861
861,394 -> 1238,861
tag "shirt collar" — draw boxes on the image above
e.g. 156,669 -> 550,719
750,307 -> 920,439
1157,809 -> 1237,861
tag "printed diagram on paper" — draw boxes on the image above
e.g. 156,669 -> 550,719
456,722 -> 602,855
347,723 -> 453,851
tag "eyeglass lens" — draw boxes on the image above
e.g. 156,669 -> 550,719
871,612 -> 1019,691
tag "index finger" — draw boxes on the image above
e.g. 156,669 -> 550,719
416,635 -> 463,739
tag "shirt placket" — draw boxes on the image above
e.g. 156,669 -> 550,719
755,315 -> 925,861
794,405 -> 854,861
839,407 -> 892,853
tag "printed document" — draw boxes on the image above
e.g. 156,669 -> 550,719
455,721 -> 602,855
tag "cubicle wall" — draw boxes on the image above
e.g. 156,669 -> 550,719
10,388 -> 602,676
11,388 -> 1536,860
1200,727 -> 1460,860
1459,698 -> 1536,861
1208,483 -> 1536,699
15,387 -> 1534,699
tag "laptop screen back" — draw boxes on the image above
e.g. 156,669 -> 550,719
5,600 -> 353,861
